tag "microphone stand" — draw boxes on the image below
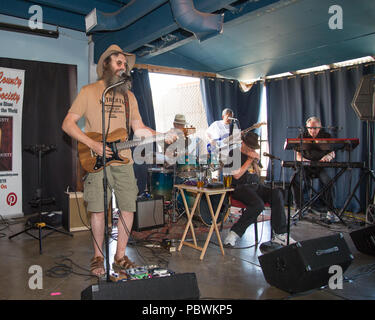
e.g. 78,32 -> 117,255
101,78 -> 128,282
265,154 -> 279,241
287,126 -> 305,220
269,157 -> 274,241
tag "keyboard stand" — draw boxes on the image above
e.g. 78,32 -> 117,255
290,165 -> 350,225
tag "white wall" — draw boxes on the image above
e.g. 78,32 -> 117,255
0,14 -> 89,92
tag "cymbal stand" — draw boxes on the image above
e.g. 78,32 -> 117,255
170,164 -> 179,223
8,144 -> 73,254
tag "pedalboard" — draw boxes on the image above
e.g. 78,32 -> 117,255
109,265 -> 174,282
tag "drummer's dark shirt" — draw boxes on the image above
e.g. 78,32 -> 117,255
232,152 -> 260,187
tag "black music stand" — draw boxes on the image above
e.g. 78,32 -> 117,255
8,144 -> 73,254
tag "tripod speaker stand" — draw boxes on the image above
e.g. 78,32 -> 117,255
8,144 -> 73,254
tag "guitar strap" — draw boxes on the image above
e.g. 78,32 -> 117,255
124,92 -> 130,140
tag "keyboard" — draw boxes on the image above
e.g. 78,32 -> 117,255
282,161 -> 364,169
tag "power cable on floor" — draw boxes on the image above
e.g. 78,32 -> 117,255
45,257 -> 99,280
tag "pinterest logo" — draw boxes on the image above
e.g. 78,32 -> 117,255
6,193 -> 17,206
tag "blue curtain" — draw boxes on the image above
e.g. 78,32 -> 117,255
131,68 -> 156,195
200,77 -> 262,131
266,62 -> 375,212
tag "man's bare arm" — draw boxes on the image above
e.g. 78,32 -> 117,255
61,112 -> 112,157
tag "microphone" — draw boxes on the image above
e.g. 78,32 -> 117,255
327,126 -> 343,131
228,117 -> 238,121
263,152 -> 281,160
118,70 -> 131,80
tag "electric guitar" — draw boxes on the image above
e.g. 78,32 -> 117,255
78,127 -> 196,173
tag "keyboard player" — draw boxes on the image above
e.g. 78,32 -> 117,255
291,116 -> 339,223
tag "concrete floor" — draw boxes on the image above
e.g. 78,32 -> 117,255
0,209 -> 374,301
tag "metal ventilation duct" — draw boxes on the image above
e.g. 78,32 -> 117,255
85,0 -> 167,33
169,0 -> 224,41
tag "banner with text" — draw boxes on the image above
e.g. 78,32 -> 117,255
0,67 -> 24,217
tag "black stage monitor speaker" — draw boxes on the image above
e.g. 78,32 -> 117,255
351,74 -> 375,121
350,225 -> 375,256
133,196 -> 164,232
259,233 -> 354,293
81,273 -> 200,300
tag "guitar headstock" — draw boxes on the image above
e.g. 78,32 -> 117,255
250,122 -> 267,130
183,127 -> 196,136
241,122 -> 267,137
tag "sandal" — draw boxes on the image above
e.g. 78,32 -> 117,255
112,255 -> 137,272
90,256 -> 105,276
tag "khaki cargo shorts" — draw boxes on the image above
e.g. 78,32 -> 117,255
83,164 -> 138,213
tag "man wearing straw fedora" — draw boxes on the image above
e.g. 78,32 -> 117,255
62,44 -> 162,276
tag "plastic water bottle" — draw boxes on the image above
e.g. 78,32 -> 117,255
207,143 -> 212,165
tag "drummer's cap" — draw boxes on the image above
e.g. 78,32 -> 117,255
242,131 -> 260,149
173,114 -> 186,125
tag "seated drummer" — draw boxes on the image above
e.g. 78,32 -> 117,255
223,131 -> 296,247
290,116 -> 338,222
163,114 -> 189,166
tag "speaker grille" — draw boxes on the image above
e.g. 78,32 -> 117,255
134,196 -> 165,232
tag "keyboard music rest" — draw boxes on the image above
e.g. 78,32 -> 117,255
282,161 -> 365,169
284,138 -> 360,152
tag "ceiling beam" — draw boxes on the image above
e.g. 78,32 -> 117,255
135,63 -> 216,78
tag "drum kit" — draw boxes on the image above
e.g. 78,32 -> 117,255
146,154 -> 230,227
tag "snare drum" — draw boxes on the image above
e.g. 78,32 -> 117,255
177,193 -> 230,226
148,167 -> 174,201
177,155 -> 199,179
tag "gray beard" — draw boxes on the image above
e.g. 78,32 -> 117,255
102,70 -> 132,96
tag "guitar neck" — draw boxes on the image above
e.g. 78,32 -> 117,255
221,122 -> 266,146
115,134 -> 165,151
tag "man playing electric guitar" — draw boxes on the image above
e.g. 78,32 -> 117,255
62,44 -> 174,276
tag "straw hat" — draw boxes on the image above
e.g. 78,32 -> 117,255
173,114 -> 186,125
96,44 -> 136,78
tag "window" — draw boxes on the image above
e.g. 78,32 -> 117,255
149,73 -> 270,177
149,73 -> 208,134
